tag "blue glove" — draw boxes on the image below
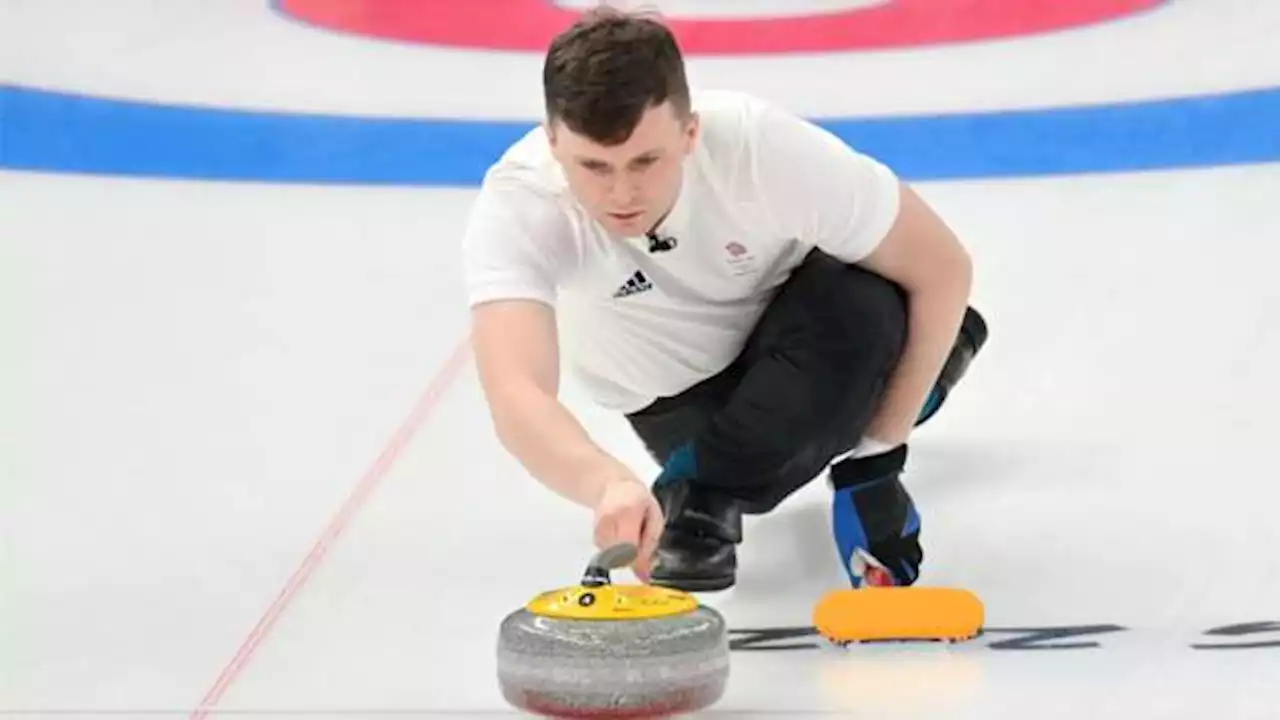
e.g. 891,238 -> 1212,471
830,444 -> 922,587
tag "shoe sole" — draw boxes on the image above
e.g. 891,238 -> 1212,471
648,574 -> 736,592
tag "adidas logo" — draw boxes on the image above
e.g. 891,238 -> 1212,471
613,270 -> 653,298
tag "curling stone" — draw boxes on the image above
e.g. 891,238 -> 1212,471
496,543 -> 729,718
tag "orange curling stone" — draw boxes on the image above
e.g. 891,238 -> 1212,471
813,586 -> 985,644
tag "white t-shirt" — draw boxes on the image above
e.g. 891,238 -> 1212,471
462,89 -> 901,414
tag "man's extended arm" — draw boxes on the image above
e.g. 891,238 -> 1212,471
470,297 -> 664,577
471,298 -> 634,509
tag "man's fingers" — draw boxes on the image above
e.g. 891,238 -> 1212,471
595,505 -> 642,552
593,512 -> 613,549
612,504 -> 643,550
640,500 -> 663,555
592,487 -> 662,582
634,499 -> 664,580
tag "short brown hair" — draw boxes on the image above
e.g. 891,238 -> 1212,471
542,7 -> 691,145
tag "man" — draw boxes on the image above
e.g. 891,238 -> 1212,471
463,8 -> 987,591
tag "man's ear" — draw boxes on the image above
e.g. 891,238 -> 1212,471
544,120 -> 567,164
684,112 -> 700,152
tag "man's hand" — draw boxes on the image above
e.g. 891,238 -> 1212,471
592,472 -> 665,582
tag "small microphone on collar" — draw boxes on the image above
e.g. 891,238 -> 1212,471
646,230 -> 678,253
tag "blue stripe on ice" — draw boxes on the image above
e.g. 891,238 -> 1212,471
4,84 -> 1279,184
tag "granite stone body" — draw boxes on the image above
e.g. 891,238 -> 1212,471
497,605 -> 729,717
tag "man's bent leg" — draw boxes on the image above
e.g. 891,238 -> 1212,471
629,249 -> 910,590
724,254 -> 988,589
625,364 -> 746,590
710,250 -> 911,511
628,249 -> 988,590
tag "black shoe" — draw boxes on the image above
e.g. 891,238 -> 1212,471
916,305 -> 989,426
648,481 -> 741,591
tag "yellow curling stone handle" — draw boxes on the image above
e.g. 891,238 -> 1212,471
526,543 -> 701,620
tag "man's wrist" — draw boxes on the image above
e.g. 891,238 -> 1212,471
576,453 -> 637,507
853,436 -> 899,458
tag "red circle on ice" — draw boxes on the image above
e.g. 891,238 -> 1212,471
277,0 -> 1164,54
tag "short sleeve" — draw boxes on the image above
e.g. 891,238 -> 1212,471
461,179 -> 575,308
748,100 -> 901,263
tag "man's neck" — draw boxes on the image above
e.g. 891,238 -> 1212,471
648,175 -> 683,235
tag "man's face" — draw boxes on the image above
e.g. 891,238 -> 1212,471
547,101 -> 699,236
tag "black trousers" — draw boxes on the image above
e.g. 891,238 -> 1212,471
625,248 -> 909,514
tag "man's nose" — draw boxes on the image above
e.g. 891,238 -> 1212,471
608,175 -> 639,205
